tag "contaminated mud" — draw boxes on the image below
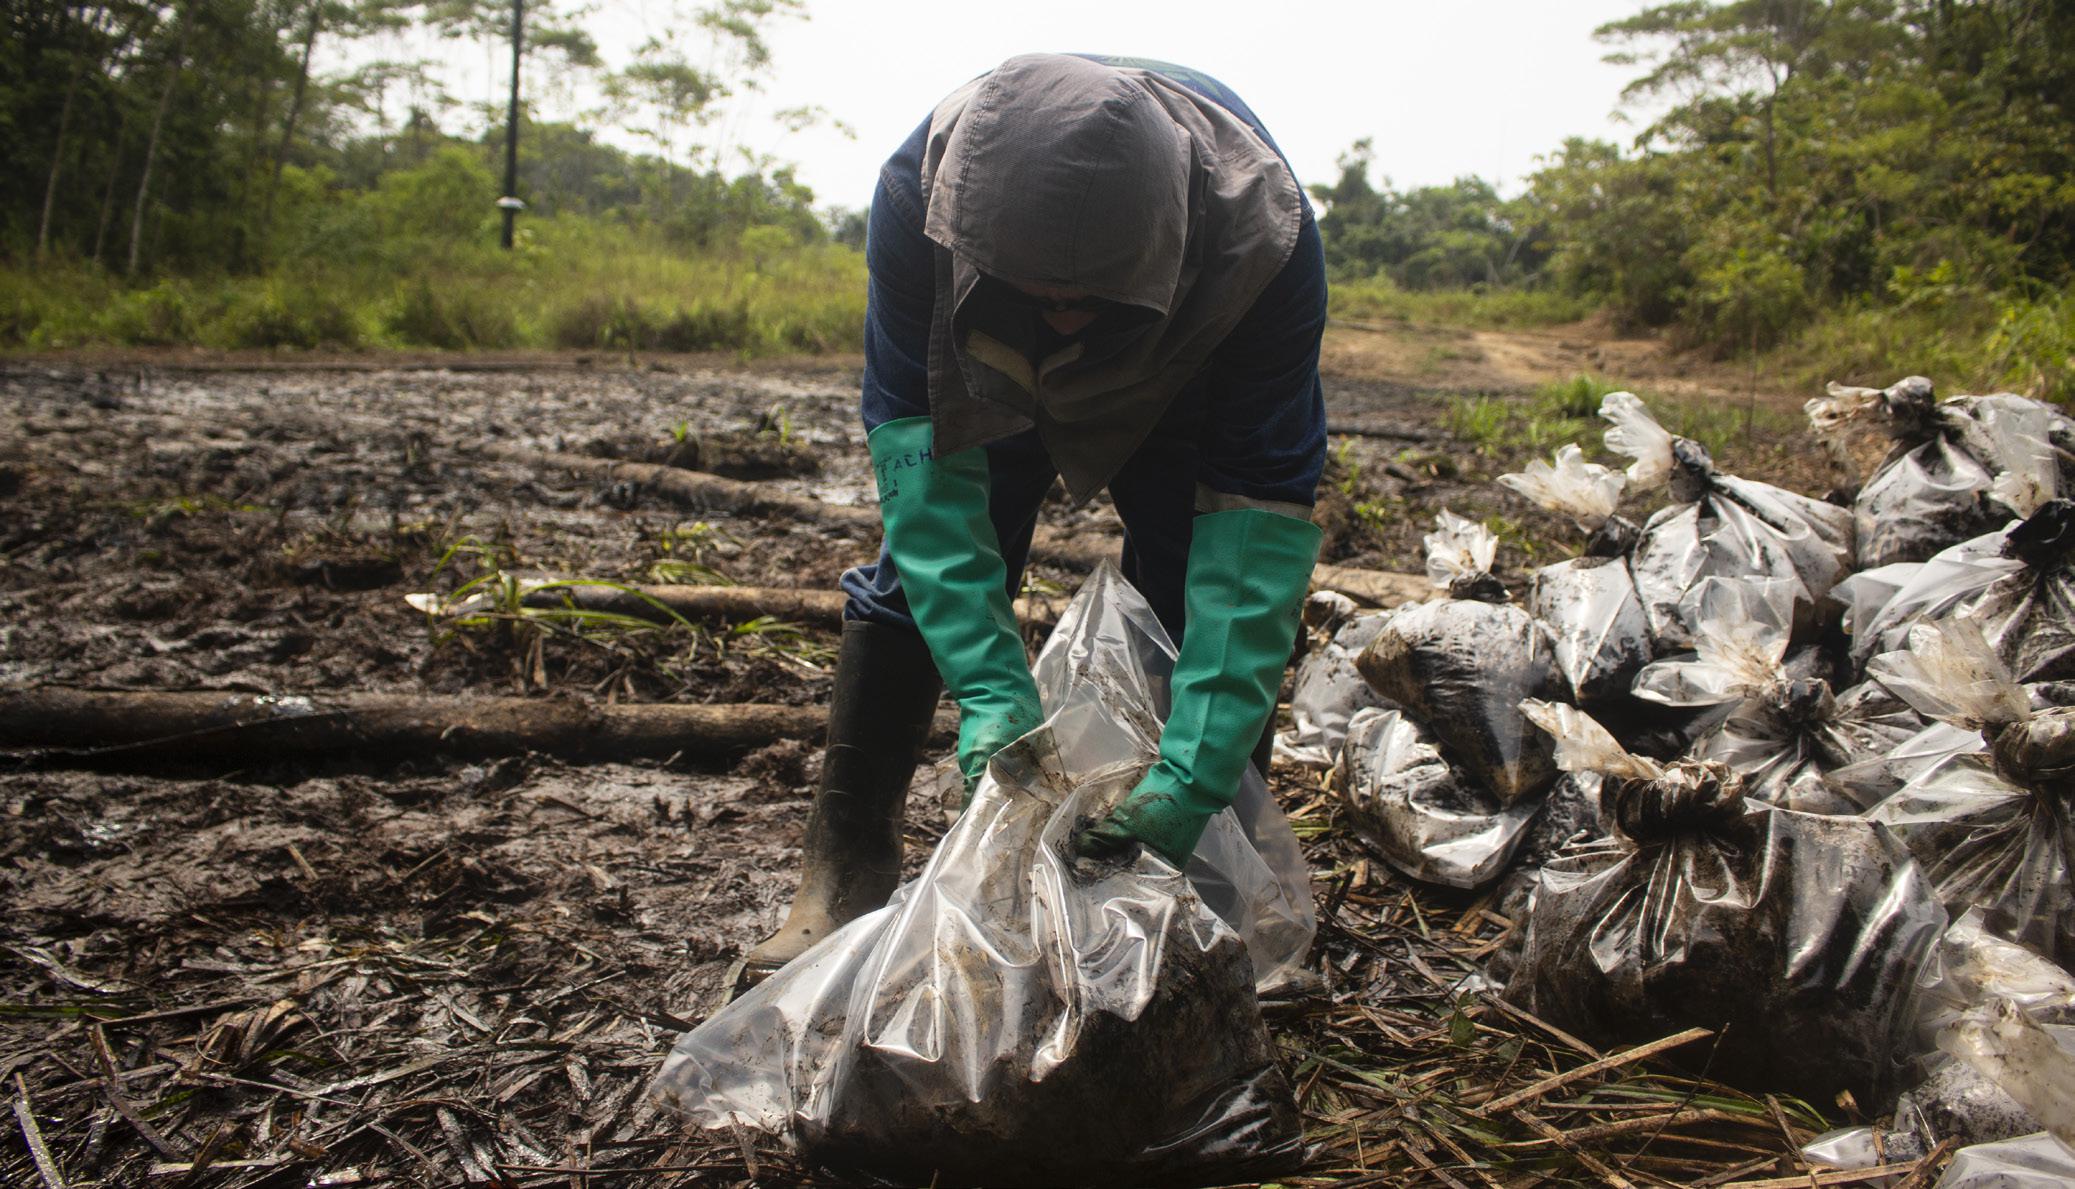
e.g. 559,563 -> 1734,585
798,916 -> 1304,1187
0,345 -> 1873,1186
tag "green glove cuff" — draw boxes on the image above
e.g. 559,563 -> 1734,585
1103,506 -> 1321,865
867,416 -> 1043,788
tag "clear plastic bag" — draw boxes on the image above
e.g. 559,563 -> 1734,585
1942,1001 -> 2075,1150
1809,377 -> 2007,569
1935,1132 -> 2075,1188
1809,914 -> 2075,1172
1507,699 -> 1948,1102
1863,620 -> 2075,965
1632,578 -> 1921,812
1605,392 -> 1855,650
1498,443 -> 1628,533
1497,445 -> 1653,704
1919,911 -> 2075,1044
1336,706 -> 1536,889
649,564 -> 1311,1186
1530,555 -> 1651,705
1852,502 -> 2075,684
1276,592 -> 1392,768
1355,513 -> 1566,804
1851,527 -> 2024,669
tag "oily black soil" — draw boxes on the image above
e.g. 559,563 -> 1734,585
799,921 -> 1304,1187
0,342 -> 1906,1187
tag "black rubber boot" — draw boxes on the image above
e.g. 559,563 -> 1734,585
731,620 -> 942,997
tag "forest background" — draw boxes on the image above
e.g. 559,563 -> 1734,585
2,0 -> 2070,400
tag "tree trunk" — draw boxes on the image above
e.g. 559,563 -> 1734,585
36,37 -> 86,260
0,688 -> 953,767
91,117 -> 128,264
125,14 -> 189,277
1311,563 -> 1433,609
259,0 -> 322,252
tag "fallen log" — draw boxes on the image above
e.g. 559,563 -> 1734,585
502,566 -> 1423,628
0,689 -> 955,766
517,583 -> 1065,630
1312,564 -> 1433,608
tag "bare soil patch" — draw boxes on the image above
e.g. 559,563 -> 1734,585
1,344 -> 1894,1186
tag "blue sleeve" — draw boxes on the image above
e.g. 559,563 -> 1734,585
1195,203 -> 1329,509
860,119 -> 936,432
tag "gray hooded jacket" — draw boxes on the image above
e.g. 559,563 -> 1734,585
917,54 -> 1306,503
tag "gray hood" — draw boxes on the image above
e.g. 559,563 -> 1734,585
918,54 -> 1303,502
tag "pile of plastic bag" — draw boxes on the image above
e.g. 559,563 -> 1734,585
1604,391 -> 1856,650
1858,618 -> 2075,966
650,565 -> 1311,1186
1243,373 -> 2075,1183
1629,577 -> 1921,813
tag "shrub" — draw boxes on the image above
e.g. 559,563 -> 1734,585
212,282 -> 364,349
99,280 -> 204,346
653,300 -> 751,352
385,278 -> 519,349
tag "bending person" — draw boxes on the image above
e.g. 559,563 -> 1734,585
736,52 -> 1327,990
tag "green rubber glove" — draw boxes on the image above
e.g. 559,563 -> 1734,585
1077,506 -> 1322,866
867,416 -> 1043,793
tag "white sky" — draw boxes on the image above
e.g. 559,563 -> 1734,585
346,1 -> 1663,209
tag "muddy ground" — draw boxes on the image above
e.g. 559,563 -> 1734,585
1,327 -> 1880,1186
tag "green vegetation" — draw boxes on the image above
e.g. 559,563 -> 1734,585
1315,0 -> 2075,400
1447,373 -> 1803,463
2,0 -> 852,355
4,0 -> 2069,395
5,215 -> 864,354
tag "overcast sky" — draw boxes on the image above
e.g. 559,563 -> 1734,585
354,1 -> 1664,209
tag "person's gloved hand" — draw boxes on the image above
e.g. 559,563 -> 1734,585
956,688 -> 1043,801
1075,779 -> 1206,865
867,416 -> 1043,804
1074,505 -> 1321,866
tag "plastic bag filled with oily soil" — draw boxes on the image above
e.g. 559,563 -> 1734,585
650,564 -> 1308,1187
1501,445 -> 1653,703
1936,1132 -> 2075,1188
1807,377 -> 2009,569
1530,552 -> 1651,705
1862,619 -> 2075,966
1506,699 -> 1947,1103
1631,578 -> 1922,812
1804,915 -> 2075,1171
1356,512 -> 1566,804
1336,706 -> 1536,889
1602,391 -> 1855,650
1861,501 -> 2075,685
1277,591 -> 1393,768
